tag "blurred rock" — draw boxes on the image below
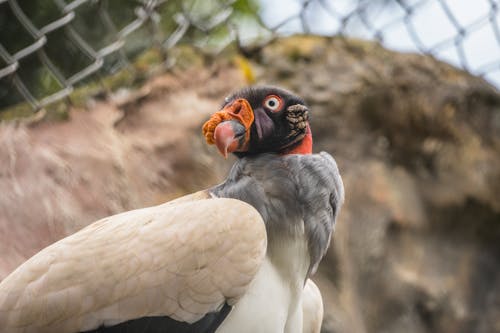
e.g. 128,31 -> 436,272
1,36 -> 499,333
256,36 -> 500,333
0,67 -> 238,279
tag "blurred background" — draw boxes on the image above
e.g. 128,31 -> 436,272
0,1 -> 499,332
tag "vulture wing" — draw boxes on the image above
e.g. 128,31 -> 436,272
302,279 -> 323,333
0,195 -> 266,333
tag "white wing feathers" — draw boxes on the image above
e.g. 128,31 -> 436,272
302,279 -> 324,333
0,198 -> 267,333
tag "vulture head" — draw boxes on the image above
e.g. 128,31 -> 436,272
203,86 -> 311,157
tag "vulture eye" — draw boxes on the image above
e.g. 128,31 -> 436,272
263,95 -> 283,112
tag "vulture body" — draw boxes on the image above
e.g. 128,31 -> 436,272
0,86 -> 344,333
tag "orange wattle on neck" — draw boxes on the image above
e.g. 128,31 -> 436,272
283,125 -> 313,155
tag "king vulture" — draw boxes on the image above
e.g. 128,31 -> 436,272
0,86 -> 344,333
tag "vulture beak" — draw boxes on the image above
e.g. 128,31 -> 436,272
214,120 -> 246,158
202,98 -> 255,157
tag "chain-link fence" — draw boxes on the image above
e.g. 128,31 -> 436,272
0,0 -> 499,118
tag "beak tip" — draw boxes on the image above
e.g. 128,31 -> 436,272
216,145 -> 228,158
214,121 -> 240,158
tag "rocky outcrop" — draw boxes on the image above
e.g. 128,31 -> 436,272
1,36 -> 499,332
257,36 -> 500,333
0,68 -> 238,278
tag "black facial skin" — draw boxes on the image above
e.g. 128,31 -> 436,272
221,86 -> 308,156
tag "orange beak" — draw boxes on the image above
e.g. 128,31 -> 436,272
202,98 -> 255,157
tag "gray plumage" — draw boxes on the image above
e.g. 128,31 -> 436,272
210,151 -> 344,276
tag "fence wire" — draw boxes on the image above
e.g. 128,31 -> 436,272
0,0 -> 499,116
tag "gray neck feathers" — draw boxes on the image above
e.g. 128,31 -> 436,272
210,152 -> 344,276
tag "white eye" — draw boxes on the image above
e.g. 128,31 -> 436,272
263,95 -> 282,112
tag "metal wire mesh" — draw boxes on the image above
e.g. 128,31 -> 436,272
0,0 -> 499,116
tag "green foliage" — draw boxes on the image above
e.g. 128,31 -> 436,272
232,0 -> 260,14
0,0 -> 260,117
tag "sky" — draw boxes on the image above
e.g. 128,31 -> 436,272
257,0 -> 500,88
